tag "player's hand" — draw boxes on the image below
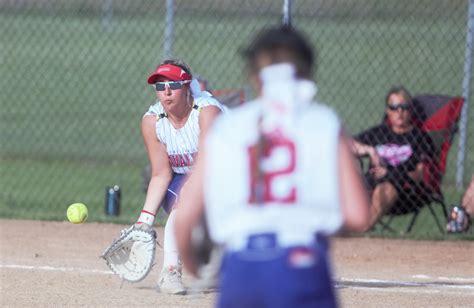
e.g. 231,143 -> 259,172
101,223 -> 157,283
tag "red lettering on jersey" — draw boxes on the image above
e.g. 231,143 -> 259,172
182,155 -> 189,167
168,155 -> 178,167
168,152 -> 196,168
248,130 -> 297,204
177,155 -> 184,167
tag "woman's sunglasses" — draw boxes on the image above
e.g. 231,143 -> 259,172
387,103 -> 411,111
153,80 -> 191,91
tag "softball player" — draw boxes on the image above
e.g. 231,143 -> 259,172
176,26 -> 369,307
136,59 -> 225,294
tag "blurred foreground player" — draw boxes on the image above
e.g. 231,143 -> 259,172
175,26 -> 369,307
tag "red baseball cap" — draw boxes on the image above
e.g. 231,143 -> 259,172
147,64 -> 192,84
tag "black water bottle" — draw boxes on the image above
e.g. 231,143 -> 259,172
105,185 -> 121,216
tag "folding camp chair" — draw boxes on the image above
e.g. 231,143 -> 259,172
378,95 -> 464,234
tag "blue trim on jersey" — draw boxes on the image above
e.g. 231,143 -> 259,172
163,173 -> 186,214
217,234 -> 337,308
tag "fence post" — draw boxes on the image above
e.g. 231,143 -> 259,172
457,0 -> 474,191
101,0 -> 113,32
163,0 -> 174,58
282,0 -> 292,27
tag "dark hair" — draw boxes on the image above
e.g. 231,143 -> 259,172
242,25 -> 315,78
385,85 -> 413,106
160,59 -> 193,79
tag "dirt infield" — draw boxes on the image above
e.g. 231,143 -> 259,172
1,219 -> 473,307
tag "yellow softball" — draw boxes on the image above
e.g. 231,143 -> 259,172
67,203 -> 88,224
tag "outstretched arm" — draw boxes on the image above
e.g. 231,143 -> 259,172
174,105 -> 220,276
174,142 -> 207,276
339,132 -> 370,232
141,115 -> 173,221
462,175 -> 474,217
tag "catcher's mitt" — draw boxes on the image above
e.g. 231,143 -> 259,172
101,224 -> 157,282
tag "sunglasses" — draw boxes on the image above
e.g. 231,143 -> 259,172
153,80 -> 191,91
387,103 -> 411,111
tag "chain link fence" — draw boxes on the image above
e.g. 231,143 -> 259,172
1,0 -> 472,237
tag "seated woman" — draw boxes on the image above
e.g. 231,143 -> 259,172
351,86 -> 435,230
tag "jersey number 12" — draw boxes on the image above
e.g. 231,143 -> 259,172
248,134 -> 297,204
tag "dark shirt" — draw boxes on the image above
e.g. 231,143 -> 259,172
355,124 -> 435,178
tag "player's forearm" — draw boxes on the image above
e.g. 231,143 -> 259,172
175,156 -> 207,277
175,208 -> 202,276
142,174 -> 172,215
176,231 -> 198,276
339,136 -> 370,232
462,175 -> 474,216
175,198 -> 200,276
351,140 -> 372,156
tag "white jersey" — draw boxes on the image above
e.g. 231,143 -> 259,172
204,98 -> 343,251
145,94 -> 225,174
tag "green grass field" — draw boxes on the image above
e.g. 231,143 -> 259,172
1,4 -> 472,239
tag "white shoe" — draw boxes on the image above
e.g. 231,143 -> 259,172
158,266 -> 186,295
